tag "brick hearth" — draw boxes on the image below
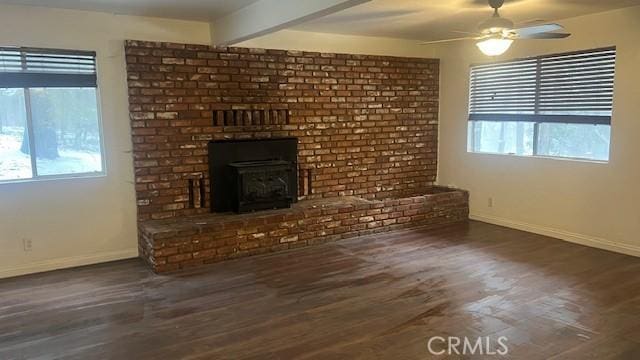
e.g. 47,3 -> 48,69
139,188 -> 468,273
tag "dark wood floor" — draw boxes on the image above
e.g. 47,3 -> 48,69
1,221 -> 640,359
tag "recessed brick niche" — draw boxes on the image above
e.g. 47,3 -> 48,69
125,40 -> 468,273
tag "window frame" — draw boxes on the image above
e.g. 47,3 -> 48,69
467,46 -> 616,162
0,46 -> 106,184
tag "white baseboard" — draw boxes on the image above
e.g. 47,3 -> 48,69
0,248 -> 139,280
470,213 -> 640,258
2,216 -> 637,279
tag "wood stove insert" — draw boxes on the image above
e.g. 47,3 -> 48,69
209,138 -> 298,213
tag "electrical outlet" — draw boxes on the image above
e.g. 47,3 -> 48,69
488,197 -> 494,208
23,238 -> 33,252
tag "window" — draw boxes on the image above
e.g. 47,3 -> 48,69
467,47 -> 615,161
0,47 -> 103,182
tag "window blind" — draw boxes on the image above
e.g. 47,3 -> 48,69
0,47 -> 97,88
469,47 -> 615,125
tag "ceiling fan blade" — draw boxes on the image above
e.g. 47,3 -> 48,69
518,32 -> 571,39
512,23 -> 564,37
451,30 -> 482,36
419,37 -> 480,45
514,19 -> 547,28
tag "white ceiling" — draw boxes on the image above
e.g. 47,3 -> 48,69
294,0 -> 640,41
0,0 -> 259,21
1,0 -> 639,40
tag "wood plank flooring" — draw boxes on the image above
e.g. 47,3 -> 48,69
1,221 -> 639,359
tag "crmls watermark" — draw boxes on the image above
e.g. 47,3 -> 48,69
427,336 -> 509,356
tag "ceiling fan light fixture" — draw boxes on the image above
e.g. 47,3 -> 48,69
476,38 -> 513,56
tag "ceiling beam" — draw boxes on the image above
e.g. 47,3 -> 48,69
210,0 -> 370,46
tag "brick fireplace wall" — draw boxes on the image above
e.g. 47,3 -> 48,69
125,40 -> 440,222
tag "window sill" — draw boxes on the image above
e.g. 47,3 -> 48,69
0,171 -> 107,186
466,151 -> 609,164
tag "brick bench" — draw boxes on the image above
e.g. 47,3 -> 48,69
139,187 -> 469,273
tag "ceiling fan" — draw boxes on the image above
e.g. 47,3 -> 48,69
421,0 -> 571,56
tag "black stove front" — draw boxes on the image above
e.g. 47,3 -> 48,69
209,138 -> 298,213
229,160 -> 294,213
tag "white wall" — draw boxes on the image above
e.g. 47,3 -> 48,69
0,5 -> 439,279
0,4 -> 211,279
433,6 -> 640,256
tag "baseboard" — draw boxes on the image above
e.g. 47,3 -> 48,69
0,248 -> 139,280
470,213 -> 640,258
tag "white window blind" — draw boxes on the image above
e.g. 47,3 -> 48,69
469,58 -> 538,116
0,47 -> 97,88
469,47 -> 615,125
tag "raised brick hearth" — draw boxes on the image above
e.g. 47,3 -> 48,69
139,187 -> 468,272
125,40 -> 468,272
